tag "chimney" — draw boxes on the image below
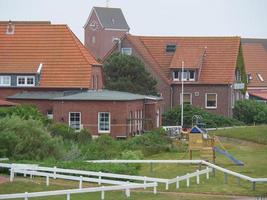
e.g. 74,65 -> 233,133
6,20 -> 15,35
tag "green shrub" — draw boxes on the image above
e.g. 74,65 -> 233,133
77,128 -> 92,144
49,123 -> 76,140
234,100 -> 267,124
124,128 -> 172,156
163,104 -> 243,128
83,134 -> 121,160
0,105 -> 49,125
0,116 -> 62,160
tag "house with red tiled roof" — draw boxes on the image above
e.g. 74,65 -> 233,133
0,21 -> 162,138
106,34 -> 246,117
242,38 -> 267,101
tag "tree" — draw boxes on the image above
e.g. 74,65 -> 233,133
104,53 -> 158,95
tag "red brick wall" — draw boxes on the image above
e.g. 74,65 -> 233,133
91,66 -> 104,89
52,100 -> 145,137
84,10 -> 127,60
172,84 -> 233,117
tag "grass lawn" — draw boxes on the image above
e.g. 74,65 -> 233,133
0,126 -> 267,199
211,125 -> 267,144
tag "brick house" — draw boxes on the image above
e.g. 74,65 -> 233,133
84,7 -> 130,60
242,38 -> 267,101
106,35 -> 246,117
0,21 -> 161,137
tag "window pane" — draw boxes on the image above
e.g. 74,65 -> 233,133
99,112 -> 110,132
183,94 -> 191,104
207,94 -> 216,107
27,78 -> 34,85
189,70 -> 195,80
69,112 -> 81,130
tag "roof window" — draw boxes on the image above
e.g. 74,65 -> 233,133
257,73 -> 264,82
6,20 -> 15,35
166,44 -> 176,53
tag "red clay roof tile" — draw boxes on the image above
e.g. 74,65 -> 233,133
0,22 -> 100,88
126,35 -> 240,84
242,43 -> 267,87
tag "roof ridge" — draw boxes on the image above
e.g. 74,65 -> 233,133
132,35 -> 241,39
126,35 -> 170,84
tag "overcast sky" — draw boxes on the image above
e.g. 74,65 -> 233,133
0,0 -> 267,43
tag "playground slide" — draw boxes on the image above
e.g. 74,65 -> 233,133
214,146 -> 244,166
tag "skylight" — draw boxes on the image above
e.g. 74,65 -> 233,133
166,44 -> 176,53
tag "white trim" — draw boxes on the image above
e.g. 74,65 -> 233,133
69,112 -> 82,131
180,93 -> 192,105
98,112 -> 111,133
16,76 -> 35,87
0,75 -> 11,86
257,73 -> 264,82
205,93 -> 217,109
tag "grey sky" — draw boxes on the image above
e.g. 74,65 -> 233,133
0,0 -> 267,43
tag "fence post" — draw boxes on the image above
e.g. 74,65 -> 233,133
79,176 -> 83,189
143,176 -> 147,189
98,171 -> 102,185
53,166 -> 57,179
224,173 -> 228,184
212,168 -> 215,177
176,176 -> 180,189
101,186 -> 105,200
206,167 -> 210,179
24,192 -> 28,200
150,162 -> 153,172
10,167 -> 14,182
153,182 -> 157,194
66,193 -> 70,200
186,173 -> 190,187
196,170 -> 200,184
237,177 -> 241,186
165,182 -> 169,190
252,181 -> 256,191
46,176 -> 49,186
125,181 -> 130,198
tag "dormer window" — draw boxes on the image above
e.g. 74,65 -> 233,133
172,70 -> 196,81
236,69 -> 241,82
166,44 -> 176,53
6,21 -> 15,35
17,76 -> 35,87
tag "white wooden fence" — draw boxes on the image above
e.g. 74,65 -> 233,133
0,182 -> 158,200
87,159 -> 267,190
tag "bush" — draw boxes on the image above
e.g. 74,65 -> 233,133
234,100 -> 267,124
82,134 -> 121,160
49,123 -> 76,140
77,128 -> 92,144
0,105 -> 49,125
124,128 -> 172,156
0,116 -> 62,160
163,104 -> 243,128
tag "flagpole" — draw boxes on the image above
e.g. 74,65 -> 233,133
181,61 -> 184,127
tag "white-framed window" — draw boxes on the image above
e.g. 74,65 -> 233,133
189,70 -> 196,81
98,112 -> 110,133
173,71 -> 179,81
121,48 -> 132,55
17,76 -> 35,87
69,112 -> 81,131
205,93 -> 217,109
180,93 -> 192,105
181,71 -> 187,81
0,76 -> 11,86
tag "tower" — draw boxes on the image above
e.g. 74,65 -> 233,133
84,7 -> 130,60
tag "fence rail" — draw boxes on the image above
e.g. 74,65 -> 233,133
0,182 -> 158,200
87,159 -> 267,190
